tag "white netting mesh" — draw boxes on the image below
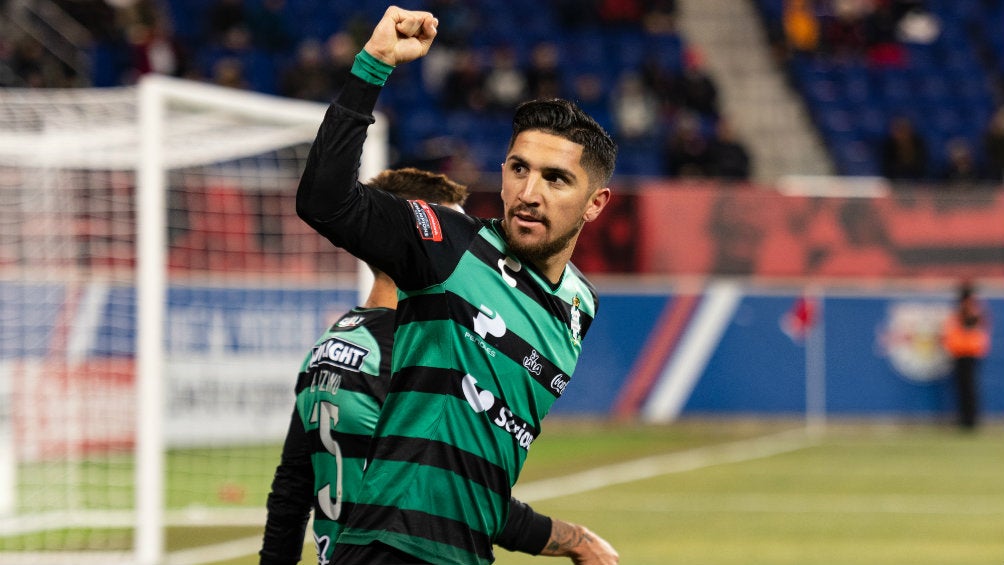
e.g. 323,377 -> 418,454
0,78 -> 370,560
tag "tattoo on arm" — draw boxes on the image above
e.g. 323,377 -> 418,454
541,519 -> 591,556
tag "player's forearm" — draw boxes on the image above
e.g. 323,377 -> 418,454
539,519 -> 619,564
295,72 -> 377,225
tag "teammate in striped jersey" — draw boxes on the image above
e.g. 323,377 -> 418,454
296,6 -> 619,564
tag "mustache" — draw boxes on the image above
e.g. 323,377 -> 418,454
509,205 -> 549,227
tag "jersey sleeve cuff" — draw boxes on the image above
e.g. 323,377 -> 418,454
351,49 -> 394,86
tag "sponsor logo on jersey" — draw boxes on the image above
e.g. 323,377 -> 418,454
466,304 -> 506,357
523,350 -> 543,375
461,374 -> 536,450
497,255 -> 522,287
308,337 -> 370,372
473,304 -> 507,339
550,373 -> 569,395
408,199 -> 443,242
462,373 -> 495,413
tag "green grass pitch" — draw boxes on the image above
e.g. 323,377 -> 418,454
4,419 -> 1003,565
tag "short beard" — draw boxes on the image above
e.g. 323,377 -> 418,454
504,216 -> 585,265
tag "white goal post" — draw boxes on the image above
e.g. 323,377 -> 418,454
0,75 -> 386,565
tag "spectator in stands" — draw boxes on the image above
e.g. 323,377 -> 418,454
820,0 -> 870,59
611,72 -> 660,141
664,111 -> 711,177
526,42 -> 565,100
939,137 -> 986,186
941,280 -> 990,431
640,52 -> 677,115
207,0 -> 248,46
279,39 -> 336,102
880,115 -> 928,181
127,18 -> 186,81
210,56 -> 249,90
417,1 -> 477,97
326,31 -> 360,95
783,0 -> 821,55
641,0 -> 679,35
441,49 -> 488,111
484,45 -> 527,113
5,35 -> 56,87
982,106 -> 1004,183
894,3 -> 941,44
863,0 -> 908,67
599,0 -> 645,27
673,48 -> 719,118
570,72 -> 609,120
708,117 -> 752,180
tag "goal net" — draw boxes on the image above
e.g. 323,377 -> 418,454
0,75 -> 386,564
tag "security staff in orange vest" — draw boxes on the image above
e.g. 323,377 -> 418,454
941,281 -> 990,430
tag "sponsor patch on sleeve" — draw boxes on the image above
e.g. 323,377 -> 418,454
409,199 -> 443,242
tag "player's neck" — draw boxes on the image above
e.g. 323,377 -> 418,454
363,276 -> 399,309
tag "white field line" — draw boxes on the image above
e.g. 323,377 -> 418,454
514,427 -> 817,503
155,428 -> 820,565
0,429 -> 818,564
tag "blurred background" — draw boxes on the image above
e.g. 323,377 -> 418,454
1,0 -> 1003,563
7,0 -> 997,415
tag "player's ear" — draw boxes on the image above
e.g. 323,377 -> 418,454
583,187 -> 610,223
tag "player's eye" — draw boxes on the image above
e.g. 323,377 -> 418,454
544,173 -> 568,186
509,162 -> 528,175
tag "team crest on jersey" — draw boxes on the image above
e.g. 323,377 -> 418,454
570,296 -> 582,345
336,314 -> 365,328
408,199 -> 443,242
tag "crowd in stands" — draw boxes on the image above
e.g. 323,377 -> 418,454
1,0 -> 752,183
6,0 -> 1004,187
756,0 -> 1004,183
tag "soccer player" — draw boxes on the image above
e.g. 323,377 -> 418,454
295,6 -> 619,564
260,168 -> 618,565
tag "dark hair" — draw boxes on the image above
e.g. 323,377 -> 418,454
508,98 -> 618,187
367,167 -> 469,206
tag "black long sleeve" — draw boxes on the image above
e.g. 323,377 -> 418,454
294,73 -> 480,291
495,497 -> 553,555
259,409 -> 314,565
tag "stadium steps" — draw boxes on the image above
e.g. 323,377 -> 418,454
674,0 -> 834,181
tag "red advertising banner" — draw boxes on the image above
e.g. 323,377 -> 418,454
636,182 -> 1004,278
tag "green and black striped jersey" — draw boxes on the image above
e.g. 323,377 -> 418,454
296,76 -> 598,565
261,307 -> 394,565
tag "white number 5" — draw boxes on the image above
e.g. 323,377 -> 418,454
310,400 -> 343,520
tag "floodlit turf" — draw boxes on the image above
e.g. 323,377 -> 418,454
4,419 -> 1002,565
496,419 -> 1004,565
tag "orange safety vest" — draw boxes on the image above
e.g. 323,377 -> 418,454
942,315 -> 990,358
